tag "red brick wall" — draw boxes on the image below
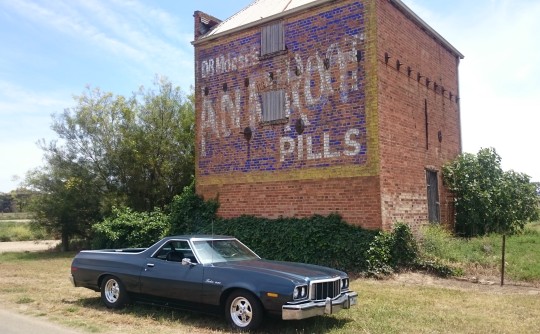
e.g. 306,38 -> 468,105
193,0 -> 461,231
376,0 -> 461,231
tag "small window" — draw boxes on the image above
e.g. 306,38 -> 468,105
261,21 -> 285,56
261,90 -> 286,122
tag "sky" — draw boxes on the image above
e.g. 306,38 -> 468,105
0,0 -> 539,192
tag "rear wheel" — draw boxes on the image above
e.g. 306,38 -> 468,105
100,275 -> 129,309
225,290 -> 264,331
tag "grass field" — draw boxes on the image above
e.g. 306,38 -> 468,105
0,251 -> 539,334
421,222 -> 540,283
0,220 -> 50,242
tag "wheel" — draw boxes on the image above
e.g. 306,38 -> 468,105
100,275 -> 129,309
225,290 -> 264,331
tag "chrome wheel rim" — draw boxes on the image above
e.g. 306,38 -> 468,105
230,296 -> 253,327
104,279 -> 120,303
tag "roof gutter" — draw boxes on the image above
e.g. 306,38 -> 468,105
389,0 -> 464,59
192,0 -> 334,46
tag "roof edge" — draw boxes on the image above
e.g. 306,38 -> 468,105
389,0 -> 464,59
192,0 -> 333,46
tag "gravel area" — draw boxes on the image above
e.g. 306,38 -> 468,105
0,240 -> 61,253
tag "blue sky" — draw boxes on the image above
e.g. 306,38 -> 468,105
0,0 -> 539,192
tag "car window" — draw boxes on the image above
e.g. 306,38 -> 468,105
192,239 -> 259,264
154,240 -> 198,263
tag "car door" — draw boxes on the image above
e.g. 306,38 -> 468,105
139,240 -> 205,303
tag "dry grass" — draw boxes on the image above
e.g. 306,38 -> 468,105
1,251 -> 539,334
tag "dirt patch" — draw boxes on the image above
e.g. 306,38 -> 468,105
380,271 -> 540,295
0,240 -> 61,253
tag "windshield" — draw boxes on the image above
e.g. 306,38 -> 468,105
192,239 -> 259,264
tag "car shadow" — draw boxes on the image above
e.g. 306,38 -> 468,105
68,296 -> 354,333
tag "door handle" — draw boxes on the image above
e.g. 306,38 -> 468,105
147,263 -> 155,267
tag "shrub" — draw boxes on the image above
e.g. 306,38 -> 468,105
168,182 -> 219,235
197,214 -> 378,273
92,207 -> 169,249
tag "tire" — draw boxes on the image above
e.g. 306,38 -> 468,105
100,275 -> 129,309
225,290 -> 264,331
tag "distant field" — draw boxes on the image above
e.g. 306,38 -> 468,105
0,220 -> 50,242
0,212 -> 32,221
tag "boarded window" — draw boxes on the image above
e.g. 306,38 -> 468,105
261,21 -> 285,56
261,90 -> 286,122
426,170 -> 440,223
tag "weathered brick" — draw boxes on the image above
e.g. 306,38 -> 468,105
193,0 -> 462,231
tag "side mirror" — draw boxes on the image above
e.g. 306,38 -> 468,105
182,258 -> 194,266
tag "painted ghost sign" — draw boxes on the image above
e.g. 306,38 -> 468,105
196,2 -> 368,177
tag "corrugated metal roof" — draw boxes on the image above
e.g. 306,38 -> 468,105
205,0 -> 317,37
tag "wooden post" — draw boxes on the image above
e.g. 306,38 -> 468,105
500,234 -> 506,286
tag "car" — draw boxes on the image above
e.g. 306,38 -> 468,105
70,235 -> 358,330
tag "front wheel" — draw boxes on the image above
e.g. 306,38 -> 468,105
100,275 -> 129,309
225,290 -> 264,331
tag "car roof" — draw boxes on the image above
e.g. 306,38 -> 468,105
164,235 -> 235,241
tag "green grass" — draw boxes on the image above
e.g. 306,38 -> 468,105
420,222 -> 540,283
0,220 -> 50,241
1,251 -> 539,333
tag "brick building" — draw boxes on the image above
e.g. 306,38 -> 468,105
192,0 -> 463,231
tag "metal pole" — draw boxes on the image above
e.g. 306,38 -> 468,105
500,234 -> 506,286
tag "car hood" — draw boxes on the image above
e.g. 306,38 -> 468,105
215,259 -> 344,282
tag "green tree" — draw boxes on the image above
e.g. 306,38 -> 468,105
25,78 -> 195,249
26,152 -> 101,251
443,148 -> 539,237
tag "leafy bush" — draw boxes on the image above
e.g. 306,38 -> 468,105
443,148 -> 539,237
168,182 -> 219,235
92,207 -> 169,249
197,214 -> 378,273
366,223 -> 421,277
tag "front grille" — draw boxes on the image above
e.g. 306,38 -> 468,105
310,278 -> 341,301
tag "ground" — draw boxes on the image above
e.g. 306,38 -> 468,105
0,240 -> 60,253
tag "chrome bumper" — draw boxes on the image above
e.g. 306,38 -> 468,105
69,275 -> 76,287
282,291 -> 358,320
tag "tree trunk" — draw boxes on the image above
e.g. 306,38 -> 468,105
61,232 -> 69,252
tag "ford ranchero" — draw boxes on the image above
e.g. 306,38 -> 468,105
70,235 -> 358,330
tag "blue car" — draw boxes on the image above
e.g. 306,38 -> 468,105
70,235 -> 358,331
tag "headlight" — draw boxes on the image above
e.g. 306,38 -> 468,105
293,285 -> 308,300
341,278 -> 349,289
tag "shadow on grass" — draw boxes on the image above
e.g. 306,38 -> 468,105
67,296 -> 353,333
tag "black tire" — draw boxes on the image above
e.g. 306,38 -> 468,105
100,275 -> 129,309
225,290 -> 264,331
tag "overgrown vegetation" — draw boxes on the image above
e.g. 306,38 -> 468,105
443,148 -> 539,237
420,222 -> 540,283
91,184 -> 437,275
23,78 -> 195,250
0,220 -> 50,241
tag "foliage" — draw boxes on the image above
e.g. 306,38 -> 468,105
420,223 -> 540,282
0,221 -> 49,242
92,207 -> 169,249
366,223 -> 421,277
25,156 -> 102,251
168,182 -> 219,236
24,78 -> 195,251
443,147 -> 539,237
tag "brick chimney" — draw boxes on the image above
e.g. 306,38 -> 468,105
193,11 -> 221,40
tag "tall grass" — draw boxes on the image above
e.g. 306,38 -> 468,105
0,221 -> 50,241
419,222 -> 540,283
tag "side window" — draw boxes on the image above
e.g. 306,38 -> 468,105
154,240 -> 197,263
261,90 -> 286,122
261,21 -> 285,56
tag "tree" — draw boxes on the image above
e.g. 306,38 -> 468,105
25,77 -> 195,250
443,148 -> 539,237
26,152 -> 102,251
